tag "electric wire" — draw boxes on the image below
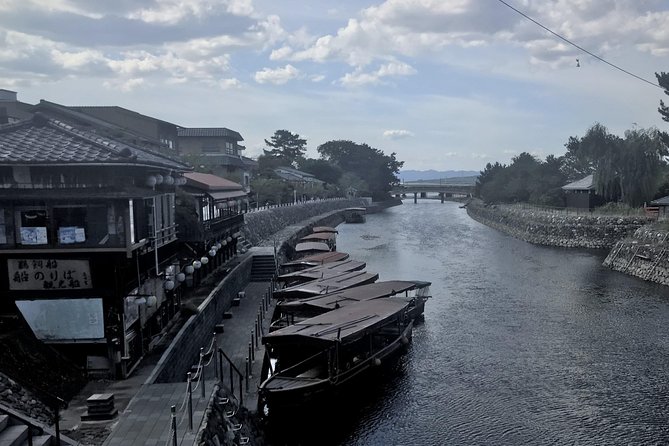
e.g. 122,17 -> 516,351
495,0 -> 663,89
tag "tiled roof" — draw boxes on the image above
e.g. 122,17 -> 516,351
651,196 -> 669,206
562,174 -> 595,191
177,127 -> 243,140
0,114 -> 189,170
70,105 -> 178,127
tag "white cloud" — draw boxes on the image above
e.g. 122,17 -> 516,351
219,78 -> 241,89
51,49 -> 105,70
253,64 -> 300,84
471,153 -> 489,159
103,77 -> 145,92
383,129 -> 414,139
310,74 -> 325,82
128,0 -> 253,25
340,60 -> 416,86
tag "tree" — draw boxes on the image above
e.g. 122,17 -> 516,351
657,72 -> 669,123
299,158 -> 343,185
317,140 -> 403,200
263,130 -> 307,167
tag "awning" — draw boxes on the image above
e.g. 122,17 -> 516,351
208,190 -> 247,201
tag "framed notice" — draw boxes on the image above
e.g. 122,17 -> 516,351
20,227 -> 47,245
8,258 -> 92,290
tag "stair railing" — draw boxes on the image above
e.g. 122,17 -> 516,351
217,348 -> 244,407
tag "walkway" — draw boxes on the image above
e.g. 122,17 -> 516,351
55,278 -> 276,446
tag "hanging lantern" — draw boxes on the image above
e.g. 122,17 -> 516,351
227,237 -> 232,243
184,265 -> 194,274
164,175 -> 175,185
192,260 -> 202,270
164,280 -> 175,291
155,174 -> 164,185
209,248 -> 217,257
176,272 -> 186,282
215,242 -> 222,250
222,240 -> 227,246
216,202 -> 226,209
146,175 -> 157,187
147,295 -> 158,307
201,256 -> 209,265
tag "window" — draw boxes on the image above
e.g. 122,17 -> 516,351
202,144 -> 219,153
0,209 -> 9,244
17,209 -> 48,245
225,142 -> 235,155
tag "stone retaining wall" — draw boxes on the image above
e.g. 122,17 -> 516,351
603,226 -> 669,285
0,372 -> 53,424
466,200 -> 649,249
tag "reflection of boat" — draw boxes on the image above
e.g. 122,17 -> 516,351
312,226 -> 338,234
343,207 -> 366,223
273,270 -> 379,300
294,241 -> 331,257
300,232 -> 336,250
259,298 -> 413,416
271,280 -> 431,331
281,251 -> 350,273
276,259 -> 367,287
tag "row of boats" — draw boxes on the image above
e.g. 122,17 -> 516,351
257,225 -> 431,418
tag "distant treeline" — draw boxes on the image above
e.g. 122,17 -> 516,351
476,124 -> 669,208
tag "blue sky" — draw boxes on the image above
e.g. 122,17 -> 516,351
1,0 -> 668,171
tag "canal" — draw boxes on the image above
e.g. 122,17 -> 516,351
308,200 -> 669,445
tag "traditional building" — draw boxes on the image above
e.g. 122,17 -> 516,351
177,128 -> 257,191
0,112 -> 191,378
562,174 -> 601,209
274,166 -> 326,200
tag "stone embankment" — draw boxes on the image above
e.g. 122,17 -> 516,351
466,200 -> 649,249
603,226 -> 669,285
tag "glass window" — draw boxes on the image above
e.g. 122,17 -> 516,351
17,209 -> 48,245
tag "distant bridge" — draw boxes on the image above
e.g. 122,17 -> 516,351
391,181 -> 475,203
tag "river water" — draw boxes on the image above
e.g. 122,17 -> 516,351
308,200 -> 669,445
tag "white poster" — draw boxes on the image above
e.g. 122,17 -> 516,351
16,298 -> 105,343
8,258 -> 92,290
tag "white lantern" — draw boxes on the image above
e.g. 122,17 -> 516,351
222,240 -> 227,246
147,295 -> 158,307
215,242 -> 222,250
164,175 -> 175,185
216,202 -> 225,209
227,237 -> 232,243
193,260 -> 202,270
209,249 -> 217,257
164,280 -> 175,291
155,174 -> 164,185
146,175 -> 157,187
201,256 -> 209,265
176,272 -> 186,282
184,265 -> 194,274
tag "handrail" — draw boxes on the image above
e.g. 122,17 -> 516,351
217,348 -> 244,406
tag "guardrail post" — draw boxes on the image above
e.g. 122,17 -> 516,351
249,342 -> 254,362
245,357 -> 249,392
240,375 -> 244,406
171,405 -> 178,446
200,347 -> 206,398
187,372 -> 193,432
213,333 -> 219,380
251,331 -> 254,352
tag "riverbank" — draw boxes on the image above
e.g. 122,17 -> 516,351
603,225 -> 669,286
466,199 -> 650,249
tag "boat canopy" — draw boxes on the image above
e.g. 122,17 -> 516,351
312,226 -> 338,234
281,252 -> 349,268
277,260 -> 366,282
278,280 -> 430,313
300,233 -> 336,242
295,242 -> 330,253
263,298 -> 409,348
274,270 -> 379,300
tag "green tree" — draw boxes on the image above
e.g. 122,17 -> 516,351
250,177 -> 291,205
657,72 -> 669,123
475,162 -> 505,197
299,158 -> 343,185
317,140 -> 403,200
264,130 -> 307,167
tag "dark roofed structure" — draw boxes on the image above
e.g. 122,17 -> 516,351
177,127 -> 243,140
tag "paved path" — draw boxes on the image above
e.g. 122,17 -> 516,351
100,280 -> 276,446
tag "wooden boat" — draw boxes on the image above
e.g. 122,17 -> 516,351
294,241 -> 331,257
280,251 -> 350,273
343,207 -> 366,223
311,226 -> 338,234
276,259 -> 367,287
258,298 -> 413,416
273,270 -> 379,300
271,280 -> 431,331
299,232 -> 336,250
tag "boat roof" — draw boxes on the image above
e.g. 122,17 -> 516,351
312,226 -> 338,233
281,251 -> 349,267
300,232 -> 336,242
263,298 -> 409,347
278,280 -> 431,313
295,241 -> 330,252
273,270 -> 379,300
277,260 -> 366,282
345,207 -> 366,212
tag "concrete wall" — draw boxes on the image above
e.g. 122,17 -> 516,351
603,226 -> 669,285
467,200 -> 649,249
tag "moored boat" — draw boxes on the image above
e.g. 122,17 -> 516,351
311,226 -> 338,234
258,298 -> 413,416
299,232 -> 336,250
273,270 -> 379,300
294,241 -> 331,257
276,259 -> 367,287
280,251 -> 350,273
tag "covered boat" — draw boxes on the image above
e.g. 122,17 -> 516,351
294,241 -> 331,257
259,298 -> 413,416
311,226 -> 338,234
276,259 -> 367,287
299,232 -> 336,250
271,280 -> 431,331
280,251 -> 350,273
273,270 -> 379,300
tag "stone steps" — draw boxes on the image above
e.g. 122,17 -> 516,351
250,255 -> 276,282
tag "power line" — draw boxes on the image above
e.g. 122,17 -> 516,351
495,0 -> 663,89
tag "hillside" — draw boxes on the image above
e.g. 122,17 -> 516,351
399,170 -> 479,182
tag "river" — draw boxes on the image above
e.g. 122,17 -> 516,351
294,200 -> 669,445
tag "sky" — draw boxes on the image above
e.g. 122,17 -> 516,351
1,0 -> 668,171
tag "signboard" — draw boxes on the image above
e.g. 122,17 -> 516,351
15,298 -> 105,343
8,258 -> 92,290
